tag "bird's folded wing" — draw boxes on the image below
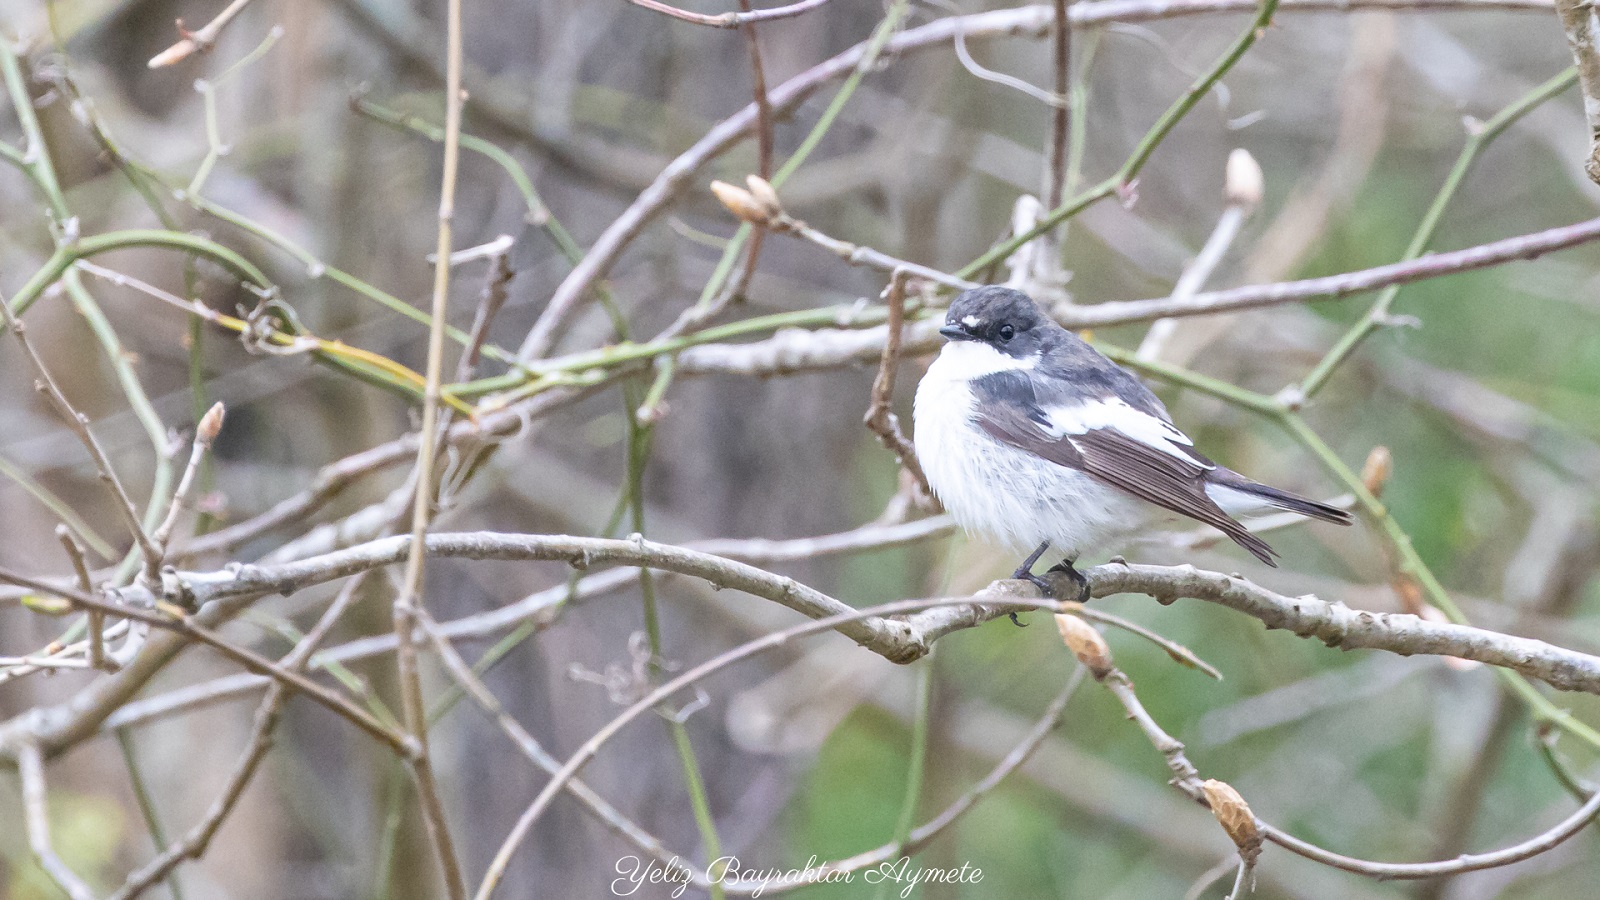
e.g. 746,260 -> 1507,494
972,393 -> 1277,565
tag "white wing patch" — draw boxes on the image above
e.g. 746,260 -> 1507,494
1041,398 -> 1207,466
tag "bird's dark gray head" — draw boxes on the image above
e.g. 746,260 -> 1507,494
940,286 -> 1052,359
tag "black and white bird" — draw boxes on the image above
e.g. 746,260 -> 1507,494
913,285 -> 1351,602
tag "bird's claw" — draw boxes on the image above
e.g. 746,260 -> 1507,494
1045,561 -> 1092,604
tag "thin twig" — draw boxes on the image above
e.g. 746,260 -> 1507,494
148,0 -> 258,67
1045,0 -> 1072,211
149,403 -> 225,569
1136,150 -> 1258,361
97,516 -> 957,734
1064,602 -> 1222,679
0,294 -> 161,578
18,743 -> 97,900
54,525 -> 108,672
473,595 -> 1066,900
1555,0 -> 1600,182
1084,630 -> 1600,881
391,0 -> 470,890
728,0 -> 775,301
0,564 -> 413,759
1261,789 -> 1600,878
863,271 -> 933,499
452,237 -> 516,385
625,0 -> 833,28
109,575 -> 369,898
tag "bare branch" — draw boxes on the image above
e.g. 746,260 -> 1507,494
18,744 -> 97,900
54,525 -> 109,672
672,215 -> 1600,380
625,0 -> 833,28
108,575 -> 369,898
99,516 -> 957,734
149,403 -> 225,567
1088,562 -> 1600,694
1069,214 -> 1600,327
1078,630 -> 1600,882
0,295 -> 161,579
1555,0 -> 1600,182
863,271 -> 934,500
474,594 -> 1066,900
147,0 -> 259,67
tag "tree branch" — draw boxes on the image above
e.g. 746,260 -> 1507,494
1555,0 -> 1600,182
1087,563 -> 1600,694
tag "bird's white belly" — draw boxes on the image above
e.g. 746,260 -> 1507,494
913,355 -> 1147,560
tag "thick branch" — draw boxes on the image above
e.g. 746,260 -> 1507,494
1556,0 -> 1600,182
1087,563 -> 1600,694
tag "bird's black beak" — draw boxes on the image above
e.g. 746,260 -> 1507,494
939,323 -> 974,341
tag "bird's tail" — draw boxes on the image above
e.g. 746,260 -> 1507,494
1206,469 -> 1353,526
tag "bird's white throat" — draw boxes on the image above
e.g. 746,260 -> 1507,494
923,339 -> 1036,384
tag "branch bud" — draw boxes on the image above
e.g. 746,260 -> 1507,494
197,402 -> 226,445
1225,148 -> 1264,213
1055,614 -> 1113,676
1202,779 -> 1262,862
744,175 -> 783,221
1360,445 -> 1392,497
711,180 -> 772,226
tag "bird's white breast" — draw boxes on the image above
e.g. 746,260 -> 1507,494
913,344 -> 1147,559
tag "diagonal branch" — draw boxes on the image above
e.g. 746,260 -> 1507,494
625,0 -> 832,28
1087,563 -> 1600,694
1555,0 -> 1600,182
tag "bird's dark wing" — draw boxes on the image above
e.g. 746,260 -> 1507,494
970,370 -> 1277,565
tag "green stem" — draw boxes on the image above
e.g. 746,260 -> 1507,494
695,0 -> 910,308
117,728 -> 186,900
1297,67 -> 1578,398
958,0 -> 1279,279
352,98 -> 556,242
622,375 -> 725,893
0,452 -> 115,558
0,39 -> 70,225
1278,413 -> 1600,749
10,229 -> 271,314
181,196 -> 515,364
460,302 -> 894,398
1103,341 -> 1600,753
1099,342 -> 1280,416
874,657 -> 932,900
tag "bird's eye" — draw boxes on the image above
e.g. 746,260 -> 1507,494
998,324 -> 1015,342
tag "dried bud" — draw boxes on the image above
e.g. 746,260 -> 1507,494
1202,779 -> 1262,862
1225,148 -> 1264,212
197,402 -> 226,445
744,175 -> 783,221
147,38 -> 198,69
1055,614 -> 1113,676
710,180 -> 771,226
1360,445 -> 1392,497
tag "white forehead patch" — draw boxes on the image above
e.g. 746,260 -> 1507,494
961,315 -> 982,328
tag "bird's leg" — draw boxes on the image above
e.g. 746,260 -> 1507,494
1045,557 -> 1092,604
1009,541 -> 1053,625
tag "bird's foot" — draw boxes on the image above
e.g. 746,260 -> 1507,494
1045,559 -> 1092,604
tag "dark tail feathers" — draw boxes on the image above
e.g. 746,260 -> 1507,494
1210,469 -> 1354,526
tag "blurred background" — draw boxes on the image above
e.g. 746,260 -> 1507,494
2,0 -> 1599,897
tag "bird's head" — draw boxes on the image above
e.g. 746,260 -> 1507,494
939,286 -> 1050,362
